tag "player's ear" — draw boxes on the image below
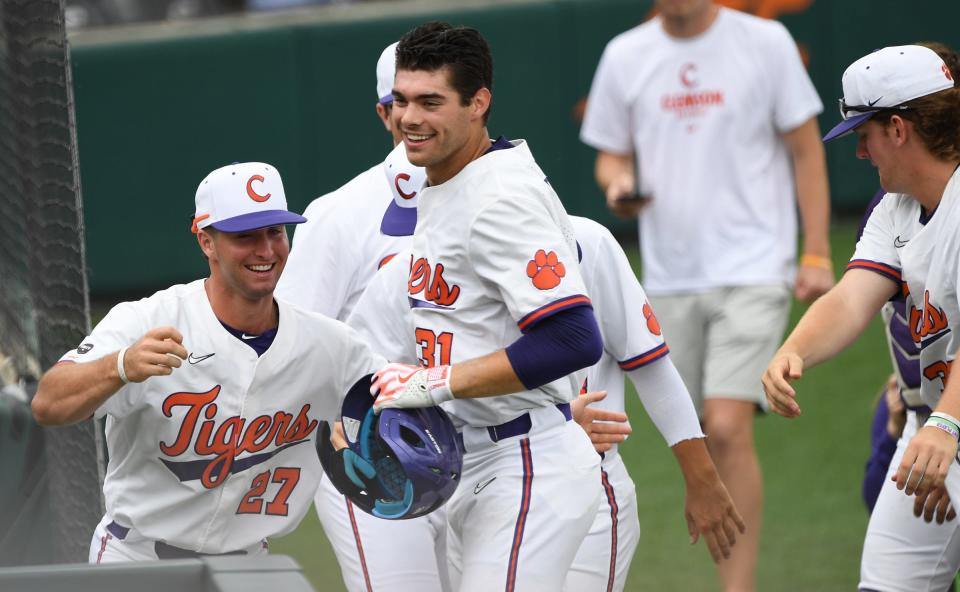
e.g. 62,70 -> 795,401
889,115 -> 909,146
375,103 -> 392,132
196,228 -> 216,260
471,87 -> 491,123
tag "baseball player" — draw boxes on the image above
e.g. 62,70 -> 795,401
348,214 -> 744,590
762,45 -> 960,591
364,22 -> 744,591
276,44 -> 445,592
857,184 -> 960,591
30,162 -> 386,562
370,23 -> 602,591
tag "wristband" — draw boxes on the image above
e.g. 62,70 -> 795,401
925,415 -> 960,441
116,347 -> 130,384
930,412 -> 960,434
426,365 -> 454,405
800,254 -> 833,270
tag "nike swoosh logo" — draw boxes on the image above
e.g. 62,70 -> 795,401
187,353 -> 215,365
894,236 -> 909,248
474,476 -> 496,495
868,97 -> 883,107
241,333 -> 258,340
397,371 -> 419,385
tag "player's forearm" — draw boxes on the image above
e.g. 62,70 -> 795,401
32,355 -> 123,425
626,360 -> 703,446
449,350 -> 526,399
594,151 -> 634,194
671,437 -> 722,487
778,273 -> 885,367
787,118 -> 831,258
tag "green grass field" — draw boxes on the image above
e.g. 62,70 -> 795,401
268,217 -> 888,591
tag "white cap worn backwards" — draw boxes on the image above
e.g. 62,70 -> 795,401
376,42 -> 399,105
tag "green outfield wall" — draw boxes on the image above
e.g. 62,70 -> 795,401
69,0 -> 960,294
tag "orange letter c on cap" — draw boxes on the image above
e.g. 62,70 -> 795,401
247,175 -> 271,202
395,173 -> 417,200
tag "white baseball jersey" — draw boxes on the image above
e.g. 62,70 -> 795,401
61,279 -> 384,553
580,7 -> 822,293
351,216 -> 702,591
276,142 -> 424,321
572,216 -> 668,451
409,139 -> 589,427
851,167 -> 960,412
347,249 -> 418,365
277,144 -> 438,591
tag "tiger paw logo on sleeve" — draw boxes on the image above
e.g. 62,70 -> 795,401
526,249 -> 566,290
643,302 -> 662,336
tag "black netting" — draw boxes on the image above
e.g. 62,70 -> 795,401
0,0 -> 102,565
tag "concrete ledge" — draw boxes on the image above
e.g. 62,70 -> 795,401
0,554 -> 314,592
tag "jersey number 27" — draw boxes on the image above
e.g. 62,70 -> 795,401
236,467 -> 301,516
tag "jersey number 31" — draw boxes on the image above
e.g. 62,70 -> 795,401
416,328 -> 453,368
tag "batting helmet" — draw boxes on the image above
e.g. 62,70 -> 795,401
322,377 -> 462,520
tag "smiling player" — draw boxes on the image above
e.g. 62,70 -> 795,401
31,162 -> 386,562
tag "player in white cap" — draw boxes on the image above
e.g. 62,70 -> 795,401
762,44 -> 960,591
276,43 -> 442,591
31,162 -> 386,563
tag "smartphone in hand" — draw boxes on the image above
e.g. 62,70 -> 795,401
615,192 -> 652,205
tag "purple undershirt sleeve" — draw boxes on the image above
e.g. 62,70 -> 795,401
504,304 -> 602,391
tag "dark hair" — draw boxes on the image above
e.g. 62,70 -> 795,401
873,41 -> 960,162
396,21 -> 494,123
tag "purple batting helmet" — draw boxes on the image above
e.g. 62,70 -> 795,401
340,384 -> 462,520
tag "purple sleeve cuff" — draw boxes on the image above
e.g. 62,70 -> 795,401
618,343 -> 670,371
845,259 -> 902,284
505,305 -> 602,390
517,295 -> 592,332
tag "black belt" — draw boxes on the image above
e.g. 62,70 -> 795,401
456,403 -> 572,450
106,521 -> 248,559
154,540 -> 246,559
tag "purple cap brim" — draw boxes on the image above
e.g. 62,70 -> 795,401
823,111 -> 876,142
379,95 -> 394,105
380,200 -> 417,237
210,210 -> 307,232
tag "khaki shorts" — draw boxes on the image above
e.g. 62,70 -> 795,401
648,285 -> 791,414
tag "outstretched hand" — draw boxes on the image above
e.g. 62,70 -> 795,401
761,350 -> 804,417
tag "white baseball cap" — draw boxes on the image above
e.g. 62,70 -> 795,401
380,142 -> 425,236
191,162 -> 306,233
824,45 -> 955,141
376,42 -> 398,105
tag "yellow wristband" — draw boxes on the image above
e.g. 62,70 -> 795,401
800,254 -> 833,270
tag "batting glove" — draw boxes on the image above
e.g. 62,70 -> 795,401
371,363 -> 454,412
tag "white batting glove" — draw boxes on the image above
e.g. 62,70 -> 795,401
371,363 -> 454,412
